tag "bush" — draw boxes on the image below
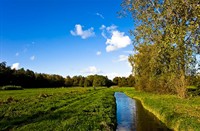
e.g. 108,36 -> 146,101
197,81 -> 200,89
1,85 -> 23,90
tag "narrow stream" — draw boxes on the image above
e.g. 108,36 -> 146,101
115,92 -> 171,131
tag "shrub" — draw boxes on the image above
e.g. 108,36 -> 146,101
1,85 -> 23,90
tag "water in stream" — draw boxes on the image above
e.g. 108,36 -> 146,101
115,92 -> 171,131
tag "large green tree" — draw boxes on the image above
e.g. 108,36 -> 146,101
123,0 -> 200,97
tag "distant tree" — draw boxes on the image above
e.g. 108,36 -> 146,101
0,62 -> 114,88
127,75 -> 135,87
93,75 -> 106,87
35,73 -> 48,87
84,78 -> 92,87
50,75 -> 65,87
113,76 -> 135,87
24,69 -> 36,87
105,78 -> 113,87
79,77 -> 85,87
87,75 -> 95,85
72,76 -> 81,87
13,68 -> 27,87
65,76 -> 73,87
0,62 -> 13,86
118,77 -> 128,87
113,77 -> 119,85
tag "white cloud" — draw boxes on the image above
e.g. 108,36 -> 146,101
100,25 -> 106,30
100,25 -> 131,52
96,13 -> 104,19
106,25 -> 117,32
104,72 -> 119,80
100,24 -> 118,39
103,72 -> 131,80
30,55 -> 35,61
118,55 -> 128,62
100,25 -> 107,39
101,32 -> 107,39
112,55 -> 132,69
81,66 -> 101,75
96,51 -> 101,56
70,24 -> 95,39
106,31 -> 131,52
15,52 -> 19,56
11,63 -> 20,70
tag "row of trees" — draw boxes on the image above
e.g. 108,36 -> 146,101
65,75 -> 113,87
0,62 -> 65,88
122,0 -> 200,97
0,62 -> 135,88
113,75 -> 135,87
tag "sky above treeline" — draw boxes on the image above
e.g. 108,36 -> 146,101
0,0 -> 135,79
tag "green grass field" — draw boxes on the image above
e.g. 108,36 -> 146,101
0,87 -> 200,131
0,88 -> 116,131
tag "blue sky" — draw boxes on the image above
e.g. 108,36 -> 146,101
0,0 -> 135,79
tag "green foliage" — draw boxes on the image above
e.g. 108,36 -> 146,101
118,77 -> 128,87
0,62 -> 113,88
113,75 -> 135,87
93,75 -> 107,87
122,0 -> 200,97
187,75 -> 200,88
1,85 -> 23,90
65,76 -> 73,87
84,79 -> 92,87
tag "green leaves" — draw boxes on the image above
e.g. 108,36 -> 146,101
123,0 -> 199,96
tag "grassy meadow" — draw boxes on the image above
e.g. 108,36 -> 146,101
0,87 -> 200,131
0,87 -> 116,131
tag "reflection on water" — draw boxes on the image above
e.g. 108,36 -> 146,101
115,92 -> 171,131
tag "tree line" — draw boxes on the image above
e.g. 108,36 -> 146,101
122,0 -> 200,97
0,62 -> 135,88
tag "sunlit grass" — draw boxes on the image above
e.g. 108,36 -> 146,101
0,87 -> 116,131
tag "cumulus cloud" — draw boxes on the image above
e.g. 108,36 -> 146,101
100,25 -> 131,52
96,13 -> 104,19
106,31 -> 131,52
30,55 -> 35,61
70,24 -> 95,39
11,63 -> 20,70
96,51 -> 101,56
81,66 -> 102,75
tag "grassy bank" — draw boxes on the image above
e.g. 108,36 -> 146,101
0,87 -> 116,131
117,88 -> 200,131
